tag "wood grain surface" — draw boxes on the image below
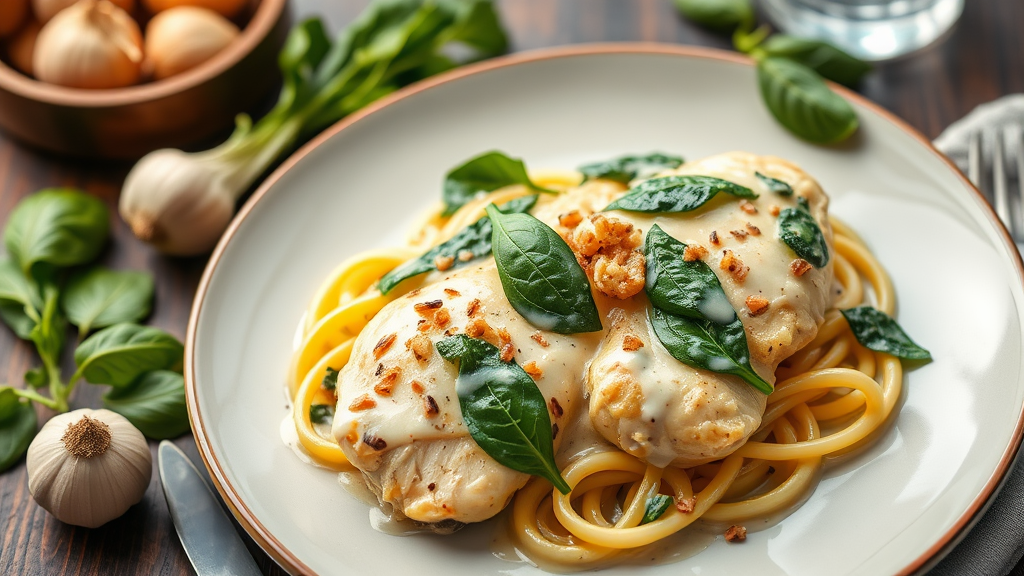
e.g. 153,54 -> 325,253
0,1 -> 1021,575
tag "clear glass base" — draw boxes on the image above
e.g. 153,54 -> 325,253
758,0 -> 965,61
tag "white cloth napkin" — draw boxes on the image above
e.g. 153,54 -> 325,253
929,95 -> 1024,576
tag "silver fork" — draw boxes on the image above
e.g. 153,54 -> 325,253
969,129 -> 1024,240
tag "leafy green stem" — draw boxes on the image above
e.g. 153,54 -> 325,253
12,387 -> 58,410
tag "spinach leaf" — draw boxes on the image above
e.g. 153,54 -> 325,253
757,56 -> 858,144
579,153 -> 684,184
672,0 -> 753,32
756,172 -> 794,196
0,259 -> 41,339
841,306 -> 931,360
604,175 -> 756,214
641,494 -> 674,524
761,35 -> 871,87
74,324 -> 184,388
4,189 -> 109,277
443,151 -> 555,216
322,367 -> 339,392
778,201 -> 829,268
103,371 -> 190,439
62,268 -> 155,336
651,307 -> 773,394
0,389 -> 36,472
436,334 -> 570,494
378,194 -> 538,294
484,204 -> 602,334
310,404 -> 335,424
644,225 -> 737,324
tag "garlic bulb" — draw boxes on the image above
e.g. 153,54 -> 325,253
120,148 -> 239,255
143,0 -> 247,19
0,0 -> 28,38
32,0 -> 134,23
33,0 -> 143,89
6,19 -> 40,75
27,409 -> 152,528
145,6 -> 239,80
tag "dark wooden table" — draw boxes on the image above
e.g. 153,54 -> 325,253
0,1 -> 1020,575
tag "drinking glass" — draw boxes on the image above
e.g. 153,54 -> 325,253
758,0 -> 965,61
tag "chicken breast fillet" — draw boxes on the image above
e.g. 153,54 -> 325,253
334,151 -> 835,522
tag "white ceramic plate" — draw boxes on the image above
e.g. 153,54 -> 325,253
186,45 -> 1024,576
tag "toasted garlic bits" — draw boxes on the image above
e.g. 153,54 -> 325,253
26,409 -> 152,528
33,0 -> 143,89
144,6 -> 239,80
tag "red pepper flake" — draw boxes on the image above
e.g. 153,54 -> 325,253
498,328 -> 514,362
730,229 -> 748,241
676,495 -> 697,514
683,244 -> 708,262
349,394 -> 376,412
375,367 -> 400,396
434,255 -> 454,271
530,331 -> 549,347
709,230 -> 720,246
739,200 -> 757,215
622,335 -> 644,351
523,361 -> 543,380
549,397 -> 563,418
720,250 -> 749,283
424,395 -> 439,417
444,288 -> 461,297
373,333 -> 397,359
414,300 -> 444,315
551,422 -> 559,440
363,433 -> 387,451
375,363 -> 384,377
745,295 -> 770,316
790,258 -> 812,277
745,223 -> 761,236
724,525 -> 747,542
466,299 -> 481,317
411,380 -> 425,394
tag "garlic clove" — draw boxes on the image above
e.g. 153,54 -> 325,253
27,409 -> 152,528
145,6 -> 238,80
32,0 -> 134,24
6,18 -> 39,75
0,0 -> 28,38
33,0 -> 143,89
119,148 -> 237,256
143,0 -> 247,19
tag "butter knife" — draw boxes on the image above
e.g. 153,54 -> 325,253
158,440 -> 264,576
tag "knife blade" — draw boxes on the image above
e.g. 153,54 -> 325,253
158,440 -> 264,576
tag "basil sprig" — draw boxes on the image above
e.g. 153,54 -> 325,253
579,153 -> 684,184
755,172 -> 793,196
760,35 -> 872,87
378,195 -> 537,294
603,175 -> 756,214
62,268 -> 154,337
757,57 -> 858,144
841,307 -> 931,360
443,151 -> 556,216
103,371 -> 190,439
778,198 -> 829,268
644,227 -> 772,394
4,188 -> 109,279
641,494 -> 674,524
485,204 -> 602,334
436,334 -> 571,494
74,324 -> 184,388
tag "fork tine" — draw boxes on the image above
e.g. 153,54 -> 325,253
994,132 -> 1012,235
969,131 -> 982,187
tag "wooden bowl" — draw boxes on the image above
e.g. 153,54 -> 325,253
0,0 -> 291,159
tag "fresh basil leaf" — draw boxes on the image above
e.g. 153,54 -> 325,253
484,204 -> 602,334
436,334 -> 570,494
310,404 -> 335,425
62,268 -> 154,336
651,307 -> 772,394
756,172 -> 794,196
322,367 -> 339,392
378,194 -> 538,294
4,189 -> 109,277
23,368 -> 46,389
673,0 -> 753,32
841,306 -> 931,360
443,151 -> 556,217
641,494 -> 674,525
103,370 -> 189,439
604,175 -> 756,214
579,153 -> 685,184
438,0 -> 509,55
757,56 -> 859,144
75,323 -> 184,388
644,225 -> 737,324
761,35 -> 872,87
277,18 -> 333,112
0,259 -> 40,339
778,203 -> 829,268
0,393 -> 36,472
0,386 -> 18,421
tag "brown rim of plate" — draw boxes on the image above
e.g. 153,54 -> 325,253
184,42 -> 1024,576
0,0 -> 287,107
